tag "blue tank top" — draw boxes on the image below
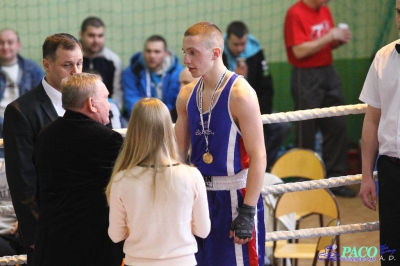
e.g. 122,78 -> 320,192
187,73 -> 249,176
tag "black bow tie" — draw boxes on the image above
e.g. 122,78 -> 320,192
395,44 -> 400,54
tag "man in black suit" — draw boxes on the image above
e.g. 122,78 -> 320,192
3,33 -> 83,265
33,73 -> 123,265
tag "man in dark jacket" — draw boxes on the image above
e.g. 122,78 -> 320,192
33,73 -> 123,266
222,21 -> 291,169
122,35 -> 183,118
3,33 -> 83,265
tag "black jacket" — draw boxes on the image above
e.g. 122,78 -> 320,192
223,50 -> 274,115
33,110 -> 123,266
3,83 -> 58,246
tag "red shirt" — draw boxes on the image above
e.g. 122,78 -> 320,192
284,0 -> 334,68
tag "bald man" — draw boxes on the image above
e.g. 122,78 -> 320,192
170,67 -> 197,122
179,67 -> 197,87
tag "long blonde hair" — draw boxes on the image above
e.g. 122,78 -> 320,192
106,98 -> 180,203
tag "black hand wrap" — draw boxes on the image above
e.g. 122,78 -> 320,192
230,204 -> 256,239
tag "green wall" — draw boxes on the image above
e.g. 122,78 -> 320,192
270,57 -> 373,144
1,0 -> 398,144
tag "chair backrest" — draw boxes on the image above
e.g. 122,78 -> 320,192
274,188 -> 339,225
313,218 -> 341,266
316,218 -> 340,251
270,148 -> 326,180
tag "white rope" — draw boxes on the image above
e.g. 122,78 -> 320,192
0,104 -> 367,143
0,103 -> 370,265
262,103 -> 367,124
0,255 -> 27,265
0,205 -> 14,217
262,171 -> 377,195
266,221 -> 379,241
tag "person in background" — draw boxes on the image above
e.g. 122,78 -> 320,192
170,67 -> 197,123
0,28 -> 43,144
122,35 -> 183,118
284,0 -> 355,197
107,97 -> 210,266
3,33 -> 83,265
33,73 -> 124,266
0,27 -> 43,256
80,16 -> 123,107
223,21 -> 291,169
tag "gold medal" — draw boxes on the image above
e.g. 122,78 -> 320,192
203,152 -> 213,164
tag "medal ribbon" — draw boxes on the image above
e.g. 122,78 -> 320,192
198,69 -> 227,156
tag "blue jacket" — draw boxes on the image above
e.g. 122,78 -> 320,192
0,55 -> 44,101
122,51 -> 183,117
0,55 -> 43,131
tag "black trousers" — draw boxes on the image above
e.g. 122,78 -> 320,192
377,155 -> 400,265
291,66 -> 348,178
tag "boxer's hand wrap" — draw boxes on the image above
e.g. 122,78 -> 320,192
230,204 -> 255,239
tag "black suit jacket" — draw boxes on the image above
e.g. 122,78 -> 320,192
32,110 -> 123,266
3,82 -> 58,246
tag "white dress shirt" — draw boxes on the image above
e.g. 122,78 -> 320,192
42,78 -> 65,116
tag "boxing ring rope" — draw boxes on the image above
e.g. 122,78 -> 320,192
266,221 -> 379,242
0,103 -> 371,264
0,255 -> 27,266
262,172 -> 377,196
261,103 -> 367,124
0,172 -> 377,215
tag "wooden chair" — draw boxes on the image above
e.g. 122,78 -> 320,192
273,218 -> 340,266
270,148 -> 326,181
272,189 -> 340,266
270,148 -> 326,229
313,219 -> 341,266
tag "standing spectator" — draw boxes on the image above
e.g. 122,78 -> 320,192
176,21 -> 266,266
223,21 -> 291,169
107,97 -> 210,266
33,73 -> 123,266
80,16 -> 123,107
359,0 -> 400,262
122,35 -> 183,118
0,28 -> 43,141
3,33 -> 83,265
284,0 -> 355,197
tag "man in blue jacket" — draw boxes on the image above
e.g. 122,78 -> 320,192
122,35 -> 183,118
0,28 -> 43,142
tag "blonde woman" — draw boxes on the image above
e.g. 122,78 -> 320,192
106,98 -> 210,266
